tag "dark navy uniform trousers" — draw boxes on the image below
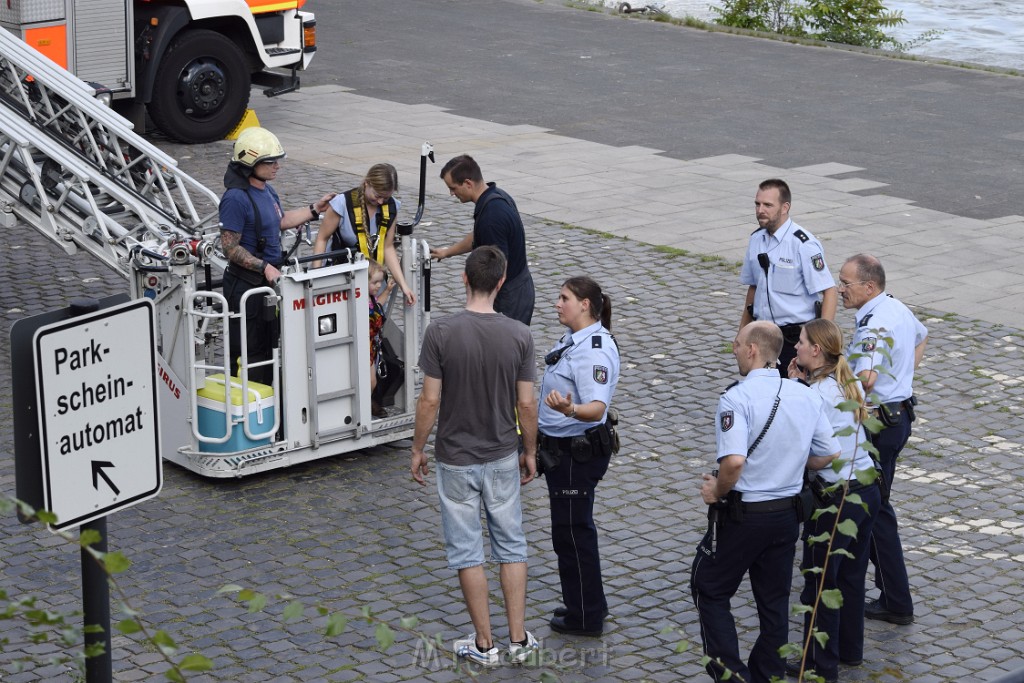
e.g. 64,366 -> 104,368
544,443 -> 610,632
691,507 -> 799,683
800,482 -> 881,677
868,410 -> 914,615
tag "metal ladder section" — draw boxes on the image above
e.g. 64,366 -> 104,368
0,28 -> 222,273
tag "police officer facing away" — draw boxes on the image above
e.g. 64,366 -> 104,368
219,127 -> 334,385
691,321 -> 840,683
840,254 -> 928,625
739,179 -> 837,377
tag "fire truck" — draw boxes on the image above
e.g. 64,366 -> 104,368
0,27 -> 434,478
0,0 -> 317,143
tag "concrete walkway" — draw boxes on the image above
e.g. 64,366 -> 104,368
257,84 -> 1024,331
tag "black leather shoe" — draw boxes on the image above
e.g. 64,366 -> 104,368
785,658 -> 837,683
553,606 -> 608,619
864,598 -> 914,625
840,657 -> 863,666
549,615 -> 603,637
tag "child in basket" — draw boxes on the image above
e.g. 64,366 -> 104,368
368,260 -> 394,417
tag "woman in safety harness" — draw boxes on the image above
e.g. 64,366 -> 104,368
312,163 -> 417,306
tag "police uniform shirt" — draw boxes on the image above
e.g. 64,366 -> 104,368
327,194 -> 401,251
809,376 -> 874,484
220,184 -> 285,263
740,219 -> 835,325
716,368 -> 839,502
848,292 -> 928,404
538,321 -> 619,438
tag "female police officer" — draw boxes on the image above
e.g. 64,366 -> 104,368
538,276 -> 620,637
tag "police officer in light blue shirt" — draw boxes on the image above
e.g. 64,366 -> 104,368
740,179 -> 838,378
691,321 -> 839,683
840,254 -> 928,626
538,277 -> 620,637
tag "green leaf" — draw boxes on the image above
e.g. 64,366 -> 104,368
862,416 -> 885,434
84,642 -> 107,657
246,593 -> 267,613
178,654 -> 214,671
375,623 -> 395,651
836,518 -> 859,539
791,604 -> 813,614
830,548 -> 854,559
102,551 -> 131,574
813,629 -> 829,647
237,588 -> 256,601
164,669 -> 185,683
820,588 -> 844,609
36,510 -> 58,524
282,601 -> 304,622
151,630 -> 177,656
83,624 -> 104,634
540,673 -> 561,683
400,616 -> 419,629
217,584 -> 244,595
674,640 -> 691,653
116,619 -> 142,635
835,399 -> 862,413
853,468 -> 877,485
325,613 -> 348,637
778,642 -> 803,658
79,529 -> 103,547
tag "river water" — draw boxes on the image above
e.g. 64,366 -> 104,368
624,0 -> 1024,71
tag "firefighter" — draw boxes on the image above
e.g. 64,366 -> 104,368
219,127 -> 333,385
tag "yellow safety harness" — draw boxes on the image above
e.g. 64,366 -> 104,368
346,188 -> 394,263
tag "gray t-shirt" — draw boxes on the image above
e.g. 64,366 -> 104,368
419,310 -> 535,465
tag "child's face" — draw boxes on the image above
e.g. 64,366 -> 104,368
369,271 -> 385,297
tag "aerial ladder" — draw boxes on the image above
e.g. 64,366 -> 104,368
0,28 -> 434,477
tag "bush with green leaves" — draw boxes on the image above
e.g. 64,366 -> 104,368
711,0 -> 937,51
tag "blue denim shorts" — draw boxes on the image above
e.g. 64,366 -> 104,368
436,451 -> 528,570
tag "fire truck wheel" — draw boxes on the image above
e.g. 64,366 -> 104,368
148,29 -> 250,144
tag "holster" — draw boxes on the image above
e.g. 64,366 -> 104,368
537,446 -> 560,475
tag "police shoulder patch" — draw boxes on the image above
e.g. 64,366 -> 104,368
793,229 -> 809,243
811,252 -> 825,271
862,336 -> 877,352
722,380 -> 739,394
592,336 -> 602,348
720,410 -> 734,432
858,313 -> 874,328
593,365 -> 609,384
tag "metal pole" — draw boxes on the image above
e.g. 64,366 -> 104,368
82,515 -> 112,683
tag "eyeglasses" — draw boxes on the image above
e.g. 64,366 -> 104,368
544,341 -> 574,366
837,279 -> 868,290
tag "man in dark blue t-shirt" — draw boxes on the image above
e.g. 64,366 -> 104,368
432,154 -> 536,325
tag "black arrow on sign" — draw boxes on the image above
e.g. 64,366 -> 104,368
91,461 -> 120,496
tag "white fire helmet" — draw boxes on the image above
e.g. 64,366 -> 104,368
232,127 -> 286,167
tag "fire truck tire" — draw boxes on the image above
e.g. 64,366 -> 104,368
148,29 -> 250,144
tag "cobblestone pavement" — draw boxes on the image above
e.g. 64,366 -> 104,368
2,141 -> 1023,683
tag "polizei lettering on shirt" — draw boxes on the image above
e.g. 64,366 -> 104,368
292,288 -> 362,311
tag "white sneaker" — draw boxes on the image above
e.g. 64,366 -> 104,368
507,631 -> 539,664
453,633 -> 500,667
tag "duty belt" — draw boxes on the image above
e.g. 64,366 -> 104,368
538,432 -> 573,451
741,495 -> 799,513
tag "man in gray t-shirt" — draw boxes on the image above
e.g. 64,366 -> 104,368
411,246 -> 539,665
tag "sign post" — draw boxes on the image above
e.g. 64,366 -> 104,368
11,296 -> 162,683
33,297 -> 162,529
